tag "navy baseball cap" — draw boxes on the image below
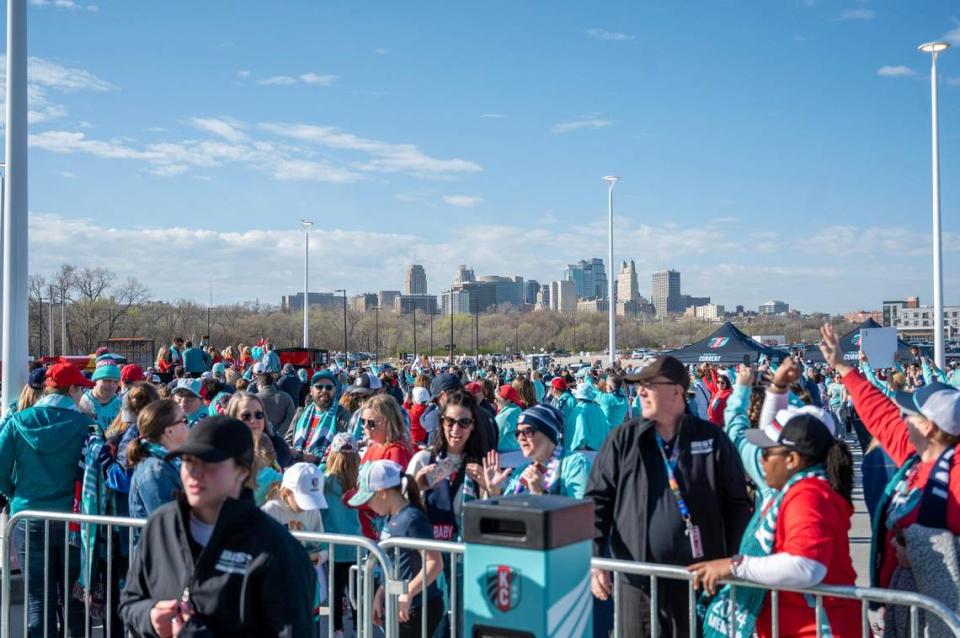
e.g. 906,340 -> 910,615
894,382 -> 960,436
430,372 -> 461,400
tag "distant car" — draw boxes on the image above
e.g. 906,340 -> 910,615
552,349 -> 570,357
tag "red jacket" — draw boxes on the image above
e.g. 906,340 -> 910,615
408,403 -> 428,446
843,369 -> 960,587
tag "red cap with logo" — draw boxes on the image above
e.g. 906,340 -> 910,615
120,364 -> 146,383
46,362 -> 95,390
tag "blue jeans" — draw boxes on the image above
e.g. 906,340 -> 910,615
13,519 -> 84,638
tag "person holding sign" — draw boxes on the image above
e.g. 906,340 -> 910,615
586,355 -> 752,637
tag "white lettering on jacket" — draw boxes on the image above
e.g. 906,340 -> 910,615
214,550 -> 252,575
690,440 -> 713,455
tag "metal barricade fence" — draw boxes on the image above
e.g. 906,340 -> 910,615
5,512 -> 960,638
0,511 -> 398,638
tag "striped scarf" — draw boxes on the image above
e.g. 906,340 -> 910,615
703,466 -> 832,638
291,403 -> 339,457
508,445 -> 564,495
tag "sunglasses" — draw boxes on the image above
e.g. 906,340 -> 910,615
239,411 -> 265,422
362,418 -> 380,430
313,384 -> 335,391
442,416 -> 474,429
761,448 -> 790,460
514,428 -> 537,440
636,380 -> 677,390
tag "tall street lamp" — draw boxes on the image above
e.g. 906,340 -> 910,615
300,220 -> 314,348
334,289 -> 347,364
446,289 -> 454,364
919,42 -> 949,367
374,305 -> 380,364
412,304 -> 417,360
603,175 -> 620,367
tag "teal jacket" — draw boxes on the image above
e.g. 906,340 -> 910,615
722,383 -> 773,505
496,403 -> 522,452
550,392 -> 577,432
860,361 -> 895,399
532,380 -> 546,404
567,400 -> 610,451
0,403 -> 92,515
502,451 -> 591,499
320,473 -> 362,562
597,391 -> 628,431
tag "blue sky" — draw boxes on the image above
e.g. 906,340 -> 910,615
11,0 -> 960,312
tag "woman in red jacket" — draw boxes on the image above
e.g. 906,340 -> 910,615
707,370 -> 733,427
819,324 -> 960,591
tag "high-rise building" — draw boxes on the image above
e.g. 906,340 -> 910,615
404,265 -> 427,295
394,294 -> 438,315
554,280 -> 577,313
350,293 -> 379,313
563,258 -> 607,300
758,300 -> 789,315
536,283 -> 551,310
378,290 -> 401,309
680,295 -> 710,310
616,260 -> 639,305
651,270 -> 681,316
454,265 -> 476,286
524,280 -> 540,306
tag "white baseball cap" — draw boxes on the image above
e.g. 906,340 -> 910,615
282,462 -> 328,511
348,460 -> 403,507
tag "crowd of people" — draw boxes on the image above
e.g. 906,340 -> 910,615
0,325 -> 957,636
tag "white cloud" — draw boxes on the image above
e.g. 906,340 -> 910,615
61,171 -> 76,178
586,28 -> 634,41
443,195 -> 483,208
236,70 -> 251,79
550,115 -> 613,134
835,8 -> 875,20
299,73 -> 337,86
258,75 -> 297,86
944,20 -> 960,47
261,123 -> 482,177
0,56 -> 113,126
877,65 -> 916,77
480,113 -> 506,119
189,117 -> 247,143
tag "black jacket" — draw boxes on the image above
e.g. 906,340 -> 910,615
119,491 -> 315,637
586,415 -> 752,569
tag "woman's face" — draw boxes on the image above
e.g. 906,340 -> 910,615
361,408 -> 388,444
442,405 -> 474,455
235,397 -> 267,437
180,455 -> 247,510
367,490 -> 390,516
760,447 -> 798,490
161,406 -> 189,450
516,425 -> 552,460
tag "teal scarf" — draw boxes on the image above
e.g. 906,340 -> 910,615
868,454 -> 920,587
703,466 -> 831,638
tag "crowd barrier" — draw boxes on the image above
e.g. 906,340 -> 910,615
3,511 -> 960,638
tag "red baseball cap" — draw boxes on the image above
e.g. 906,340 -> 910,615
497,384 -> 525,408
464,381 -> 483,395
46,362 -> 95,390
120,364 -> 146,383
550,377 -> 568,391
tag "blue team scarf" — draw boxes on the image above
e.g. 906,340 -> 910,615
703,466 -> 832,638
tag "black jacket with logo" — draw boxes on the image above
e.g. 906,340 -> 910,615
586,414 -> 753,572
119,490 -> 315,637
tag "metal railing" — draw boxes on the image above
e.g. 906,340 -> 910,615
0,510 -> 399,638
4,510 -> 960,638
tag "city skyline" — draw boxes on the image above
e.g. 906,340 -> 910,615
15,3 -> 960,313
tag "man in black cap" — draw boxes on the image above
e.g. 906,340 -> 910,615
586,355 -> 752,637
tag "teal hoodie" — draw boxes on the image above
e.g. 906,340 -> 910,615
723,383 -> 773,505
597,390 -> 628,431
0,400 -> 92,515
496,403 -> 522,452
567,400 -> 610,451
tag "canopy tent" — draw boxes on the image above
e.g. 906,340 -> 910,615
803,319 -> 914,365
665,321 -> 788,365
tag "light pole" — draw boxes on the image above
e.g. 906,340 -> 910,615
919,42 -> 949,367
47,284 -> 54,356
447,289 -> 454,364
603,175 -> 619,367
334,289 -> 347,364
300,220 -> 313,348
1,0 -> 28,416
374,305 -> 379,364
412,304 -> 417,360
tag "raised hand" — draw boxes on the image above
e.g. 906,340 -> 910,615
482,450 -> 512,496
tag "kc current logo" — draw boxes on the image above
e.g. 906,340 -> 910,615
708,337 -> 730,349
486,565 -> 521,612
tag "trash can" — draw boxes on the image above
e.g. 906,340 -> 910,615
463,494 -> 594,638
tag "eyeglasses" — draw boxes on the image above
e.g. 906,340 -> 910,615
171,416 -> 188,426
313,384 -> 335,391
239,411 -> 265,422
514,428 -> 537,440
362,418 -> 380,430
442,416 -> 474,429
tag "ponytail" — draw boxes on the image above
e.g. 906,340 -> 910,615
401,474 -> 425,513
126,437 -> 148,467
824,439 -> 854,505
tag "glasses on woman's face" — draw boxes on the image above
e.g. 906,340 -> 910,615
442,416 -> 474,429
362,418 -> 380,430
171,416 -> 188,426
239,411 -> 265,422
761,448 -> 790,461
514,428 -> 537,441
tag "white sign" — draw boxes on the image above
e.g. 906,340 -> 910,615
860,327 -> 897,369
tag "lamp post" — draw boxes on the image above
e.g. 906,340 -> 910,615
334,289 -> 347,364
47,284 -> 54,356
429,305 -> 434,356
374,305 -> 379,364
300,220 -> 313,348
1,0 -> 28,415
447,289 -> 454,364
919,42 -> 949,368
603,175 -> 620,367
412,304 -> 417,360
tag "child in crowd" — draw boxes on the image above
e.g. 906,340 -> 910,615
321,434 -> 362,638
